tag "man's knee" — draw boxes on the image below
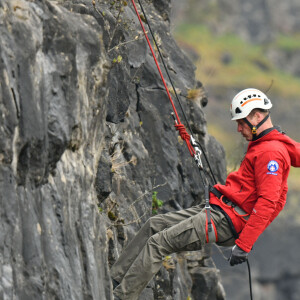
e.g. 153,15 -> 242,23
147,232 -> 173,258
146,215 -> 167,234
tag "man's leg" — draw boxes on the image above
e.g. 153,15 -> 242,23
113,206 -> 235,300
113,208 -> 207,300
111,205 -> 204,284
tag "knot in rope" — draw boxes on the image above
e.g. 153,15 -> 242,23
175,123 -> 190,141
175,123 -> 195,156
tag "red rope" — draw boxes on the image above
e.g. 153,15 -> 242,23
130,0 -> 195,157
175,123 -> 195,155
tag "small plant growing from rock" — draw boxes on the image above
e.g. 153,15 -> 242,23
152,191 -> 163,215
108,141 -> 137,174
112,55 -> 123,64
93,0 -> 146,66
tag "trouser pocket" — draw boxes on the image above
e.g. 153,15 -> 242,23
162,218 -> 202,252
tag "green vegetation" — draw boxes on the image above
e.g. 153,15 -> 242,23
174,24 -> 300,99
152,191 -> 163,215
275,34 -> 300,52
108,210 -> 117,221
112,55 -> 123,63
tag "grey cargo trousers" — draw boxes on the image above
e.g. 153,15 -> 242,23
111,204 -> 235,300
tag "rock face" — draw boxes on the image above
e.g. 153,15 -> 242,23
0,0 -> 226,299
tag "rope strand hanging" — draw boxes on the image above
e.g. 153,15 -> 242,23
130,0 -> 195,156
131,0 -> 217,184
137,0 -> 192,134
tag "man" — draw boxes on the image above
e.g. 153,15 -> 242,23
111,88 -> 300,300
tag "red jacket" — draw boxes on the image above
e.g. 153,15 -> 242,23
210,129 -> 300,252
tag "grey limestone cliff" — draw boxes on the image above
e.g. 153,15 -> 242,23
0,1 -> 226,299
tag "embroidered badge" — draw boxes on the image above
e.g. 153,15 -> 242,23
267,160 -> 279,175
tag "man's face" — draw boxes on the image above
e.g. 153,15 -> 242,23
236,119 -> 253,141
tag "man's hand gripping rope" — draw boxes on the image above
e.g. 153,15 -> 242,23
229,245 -> 249,266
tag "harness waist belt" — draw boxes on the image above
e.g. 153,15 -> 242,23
205,185 -> 217,243
210,187 -> 250,221
210,204 -> 239,239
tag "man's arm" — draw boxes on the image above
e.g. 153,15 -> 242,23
267,185 -> 287,225
235,151 -> 287,252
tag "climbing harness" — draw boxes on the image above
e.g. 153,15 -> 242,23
210,187 -> 250,222
205,185 -> 218,243
130,0 -> 253,298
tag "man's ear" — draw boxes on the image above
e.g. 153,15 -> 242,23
252,111 -> 261,123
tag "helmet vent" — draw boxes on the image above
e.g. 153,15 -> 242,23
235,107 -> 242,114
264,98 -> 269,105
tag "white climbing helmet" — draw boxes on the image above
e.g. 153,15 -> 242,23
230,88 -> 272,120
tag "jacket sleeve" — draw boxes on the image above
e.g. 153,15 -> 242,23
235,151 -> 286,252
267,185 -> 287,225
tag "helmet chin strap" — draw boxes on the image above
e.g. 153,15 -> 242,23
243,113 -> 270,140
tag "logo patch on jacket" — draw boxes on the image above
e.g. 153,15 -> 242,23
267,160 -> 279,175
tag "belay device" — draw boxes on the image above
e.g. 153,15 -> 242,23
130,0 -> 253,299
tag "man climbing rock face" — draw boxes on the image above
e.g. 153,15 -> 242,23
111,88 -> 300,300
